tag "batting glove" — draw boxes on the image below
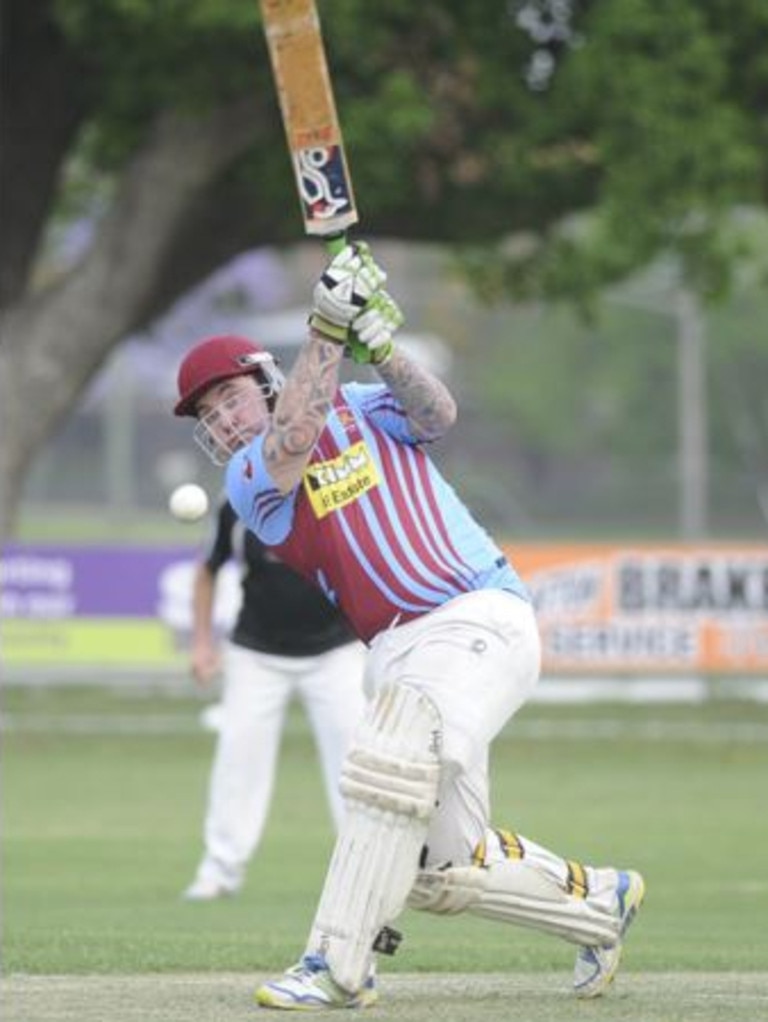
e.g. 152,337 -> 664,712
309,242 -> 387,343
347,290 -> 404,365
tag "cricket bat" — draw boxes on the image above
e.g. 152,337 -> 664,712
259,0 -> 358,253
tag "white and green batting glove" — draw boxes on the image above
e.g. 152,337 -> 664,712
309,242 -> 388,343
347,290 -> 405,365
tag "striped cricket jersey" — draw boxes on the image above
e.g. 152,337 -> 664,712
226,382 -> 529,644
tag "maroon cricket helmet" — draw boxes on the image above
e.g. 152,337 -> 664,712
174,334 -> 279,417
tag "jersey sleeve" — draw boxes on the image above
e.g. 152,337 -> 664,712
225,435 -> 297,545
202,499 -> 237,575
343,382 -> 422,445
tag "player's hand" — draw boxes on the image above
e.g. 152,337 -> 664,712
191,639 -> 221,687
347,290 -> 404,365
309,242 -> 387,343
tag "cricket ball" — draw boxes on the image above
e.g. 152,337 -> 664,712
168,483 -> 209,522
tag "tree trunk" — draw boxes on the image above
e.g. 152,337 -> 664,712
0,98 -> 262,539
0,0 -> 95,306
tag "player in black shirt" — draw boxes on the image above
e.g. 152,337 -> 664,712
183,499 -> 367,900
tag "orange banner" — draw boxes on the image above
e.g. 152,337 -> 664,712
504,543 -> 768,675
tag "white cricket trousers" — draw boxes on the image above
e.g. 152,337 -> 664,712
365,589 -> 541,869
200,639 -> 367,882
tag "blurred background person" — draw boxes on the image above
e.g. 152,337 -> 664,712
183,495 -> 367,901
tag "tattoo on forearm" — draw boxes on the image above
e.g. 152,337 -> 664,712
263,335 -> 342,467
377,349 -> 456,439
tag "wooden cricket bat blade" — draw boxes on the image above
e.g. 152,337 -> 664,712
260,0 -> 358,238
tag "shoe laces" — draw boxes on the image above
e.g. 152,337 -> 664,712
293,953 -> 376,994
295,953 -> 329,977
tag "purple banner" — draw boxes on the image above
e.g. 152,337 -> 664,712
1,544 -> 197,618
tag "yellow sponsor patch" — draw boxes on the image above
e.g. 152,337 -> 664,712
303,440 -> 380,519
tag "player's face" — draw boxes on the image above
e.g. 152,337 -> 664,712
194,375 -> 271,465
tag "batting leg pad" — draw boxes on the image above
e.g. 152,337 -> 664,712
306,684 -> 442,993
409,828 -> 622,947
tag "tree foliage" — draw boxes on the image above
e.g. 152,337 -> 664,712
1,0 -> 767,535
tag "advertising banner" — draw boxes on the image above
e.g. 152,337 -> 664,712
0,545 -> 239,672
1,542 -> 766,676
508,543 -> 768,674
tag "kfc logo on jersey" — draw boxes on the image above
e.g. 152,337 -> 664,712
303,441 -> 380,519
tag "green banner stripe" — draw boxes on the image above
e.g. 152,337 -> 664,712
0,620 -> 186,666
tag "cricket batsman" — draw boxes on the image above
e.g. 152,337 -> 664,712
174,242 -> 645,1009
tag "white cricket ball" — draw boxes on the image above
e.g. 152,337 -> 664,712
168,483 -> 209,522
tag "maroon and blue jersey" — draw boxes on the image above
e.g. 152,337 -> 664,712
226,383 -> 529,644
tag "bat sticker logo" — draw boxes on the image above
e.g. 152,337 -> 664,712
295,146 -> 353,223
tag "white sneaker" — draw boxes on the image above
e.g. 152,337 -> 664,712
573,869 -> 645,998
255,954 -> 378,1010
182,875 -> 240,901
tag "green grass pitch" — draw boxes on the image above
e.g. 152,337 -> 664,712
2,685 -> 768,1021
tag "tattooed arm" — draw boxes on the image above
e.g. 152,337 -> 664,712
262,329 -> 344,493
376,347 -> 457,441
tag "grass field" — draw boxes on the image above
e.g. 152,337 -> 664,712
3,684 -> 768,1022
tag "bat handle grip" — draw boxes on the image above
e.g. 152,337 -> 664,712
325,232 -> 347,256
